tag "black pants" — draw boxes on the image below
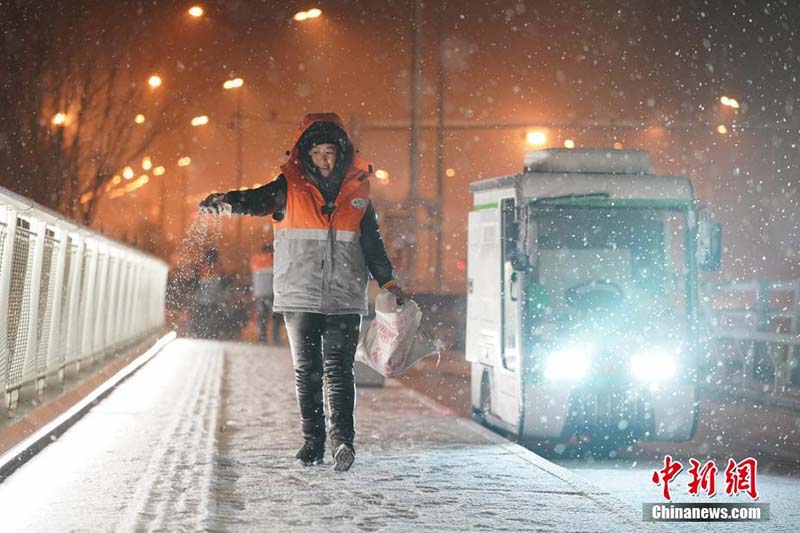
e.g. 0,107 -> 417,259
283,312 -> 361,450
255,297 -> 283,344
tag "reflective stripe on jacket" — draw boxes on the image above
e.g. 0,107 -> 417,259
272,119 -> 372,314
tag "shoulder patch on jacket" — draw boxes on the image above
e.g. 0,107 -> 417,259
351,197 -> 368,210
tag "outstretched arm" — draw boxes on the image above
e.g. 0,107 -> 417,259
200,175 -> 286,217
224,175 -> 286,216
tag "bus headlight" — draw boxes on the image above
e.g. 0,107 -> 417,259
544,344 -> 592,381
630,349 -> 678,382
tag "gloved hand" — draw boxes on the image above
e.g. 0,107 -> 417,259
199,193 -> 232,216
385,283 -> 407,306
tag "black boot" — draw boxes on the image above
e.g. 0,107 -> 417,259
332,443 -> 355,471
295,441 -> 325,466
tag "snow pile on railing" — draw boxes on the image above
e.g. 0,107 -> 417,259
0,186 -> 168,410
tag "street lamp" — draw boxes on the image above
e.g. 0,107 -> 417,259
564,139 -> 575,149
293,8 -> 322,21
51,112 -> 66,126
188,5 -> 204,18
720,96 -> 740,109
122,166 -> 135,180
148,74 -> 163,88
525,130 -> 547,147
223,77 -> 243,90
134,113 -> 145,124
191,115 -> 209,126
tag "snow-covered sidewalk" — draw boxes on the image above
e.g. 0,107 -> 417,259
0,338 -> 662,531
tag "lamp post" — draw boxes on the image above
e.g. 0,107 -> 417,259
407,0 -> 423,285
177,156 -> 192,237
223,77 -> 245,251
433,1 -> 448,291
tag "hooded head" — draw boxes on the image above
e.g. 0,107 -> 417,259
295,114 -> 353,183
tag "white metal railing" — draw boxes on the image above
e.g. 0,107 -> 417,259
704,280 -> 800,400
0,186 -> 168,410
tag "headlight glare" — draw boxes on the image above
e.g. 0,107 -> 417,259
630,349 -> 678,382
544,344 -> 592,381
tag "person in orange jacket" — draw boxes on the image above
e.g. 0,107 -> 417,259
200,113 -> 405,471
250,242 -> 283,345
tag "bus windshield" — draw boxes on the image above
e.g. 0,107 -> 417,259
529,205 -> 690,338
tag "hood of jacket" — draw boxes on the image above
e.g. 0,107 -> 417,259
281,113 -> 373,193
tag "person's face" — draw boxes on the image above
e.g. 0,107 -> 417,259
309,143 -> 337,178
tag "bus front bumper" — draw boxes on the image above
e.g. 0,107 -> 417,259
521,383 -> 697,442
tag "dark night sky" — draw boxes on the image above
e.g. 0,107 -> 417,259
172,0 -> 799,124
2,0 -> 798,281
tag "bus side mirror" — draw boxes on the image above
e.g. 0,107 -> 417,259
697,208 -> 722,271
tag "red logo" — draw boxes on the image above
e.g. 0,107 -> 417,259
651,456 -> 759,501
724,458 -> 759,500
651,455 -> 683,501
687,459 -> 717,497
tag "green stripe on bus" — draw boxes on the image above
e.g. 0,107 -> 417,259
473,202 -> 498,211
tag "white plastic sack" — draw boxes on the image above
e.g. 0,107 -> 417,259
355,290 -> 440,378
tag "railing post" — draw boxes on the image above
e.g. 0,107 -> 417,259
44,226 -> 69,386
114,257 -> 129,346
21,219 -> 47,401
104,252 -> 120,353
0,208 -> 17,408
63,236 -> 85,378
79,241 -> 98,371
92,246 -> 109,361
127,262 -> 142,339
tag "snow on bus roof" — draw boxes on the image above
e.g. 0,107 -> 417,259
523,148 -> 653,175
470,149 -> 694,203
